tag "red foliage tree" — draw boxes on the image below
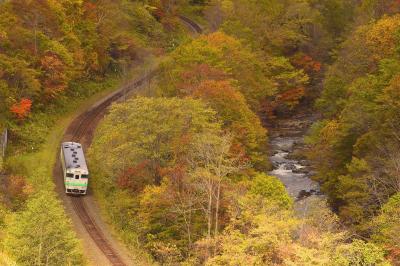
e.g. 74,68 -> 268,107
276,87 -> 306,108
10,98 -> 32,120
291,53 -> 322,74
117,160 -> 152,192
261,87 -> 306,119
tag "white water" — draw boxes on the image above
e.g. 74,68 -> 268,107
269,136 -> 319,199
267,115 -> 321,201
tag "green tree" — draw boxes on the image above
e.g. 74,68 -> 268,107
249,173 -> 293,209
308,14 -> 400,232
90,97 -> 245,261
90,96 -> 221,185
206,184 -> 296,265
218,0 -> 317,53
333,240 -> 390,266
4,191 -> 84,266
372,193 -> 400,264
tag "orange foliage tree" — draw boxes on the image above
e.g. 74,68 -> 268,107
40,52 -> 67,99
190,79 -> 268,170
178,64 -> 228,95
10,98 -> 32,120
291,53 -> 322,74
275,87 -> 306,109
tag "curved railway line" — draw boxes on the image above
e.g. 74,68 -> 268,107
53,16 -> 202,266
55,71 -> 158,266
178,15 -> 203,34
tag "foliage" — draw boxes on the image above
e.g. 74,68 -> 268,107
372,193 -> 400,264
0,253 -> 17,266
0,0 -> 174,147
316,14 -> 400,116
158,31 -> 275,109
206,209 -> 296,265
90,97 -> 241,260
157,31 -> 312,170
4,191 -> 84,266
1,0 -> 396,265
333,240 -> 390,266
308,10 -> 400,260
249,173 -> 293,209
4,175 -> 32,209
189,78 -> 268,170
90,97 -> 221,185
10,98 -> 32,120
215,0 -> 317,53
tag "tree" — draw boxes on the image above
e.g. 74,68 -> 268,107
308,14 -> 400,232
316,15 -> 400,117
90,96 -> 249,261
158,32 -> 275,110
10,98 -> 32,120
249,173 -> 293,209
216,0 -> 318,53
205,184 -> 296,265
0,253 -> 17,266
188,133 -> 242,257
333,240 -> 390,266
372,193 -> 400,264
191,79 -> 268,170
4,175 -> 32,209
4,191 -> 84,266
90,97 -> 222,186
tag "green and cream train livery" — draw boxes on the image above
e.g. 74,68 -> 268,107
60,142 -> 89,195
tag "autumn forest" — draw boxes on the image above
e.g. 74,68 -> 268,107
1,0 -> 400,265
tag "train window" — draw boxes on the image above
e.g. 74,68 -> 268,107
81,174 -> 89,178
66,173 -> 74,178
75,175 -> 79,179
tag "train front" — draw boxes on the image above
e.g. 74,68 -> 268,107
64,168 -> 89,194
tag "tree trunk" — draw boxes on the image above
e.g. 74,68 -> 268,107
207,181 -> 213,258
214,180 -> 221,255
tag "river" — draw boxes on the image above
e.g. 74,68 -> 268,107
268,113 -> 321,202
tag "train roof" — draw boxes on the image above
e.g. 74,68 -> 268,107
61,142 -> 88,173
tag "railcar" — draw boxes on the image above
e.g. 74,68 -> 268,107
60,142 -> 89,195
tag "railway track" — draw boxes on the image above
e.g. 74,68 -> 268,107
54,16 -> 201,266
178,15 -> 203,34
57,72 -> 158,266
71,198 -> 126,266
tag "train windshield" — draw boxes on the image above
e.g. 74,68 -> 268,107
66,173 -> 74,178
81,174 -> 89,178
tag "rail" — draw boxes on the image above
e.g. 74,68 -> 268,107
178,15 -> 203,34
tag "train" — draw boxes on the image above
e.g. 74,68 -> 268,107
60,142 -> 89,195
